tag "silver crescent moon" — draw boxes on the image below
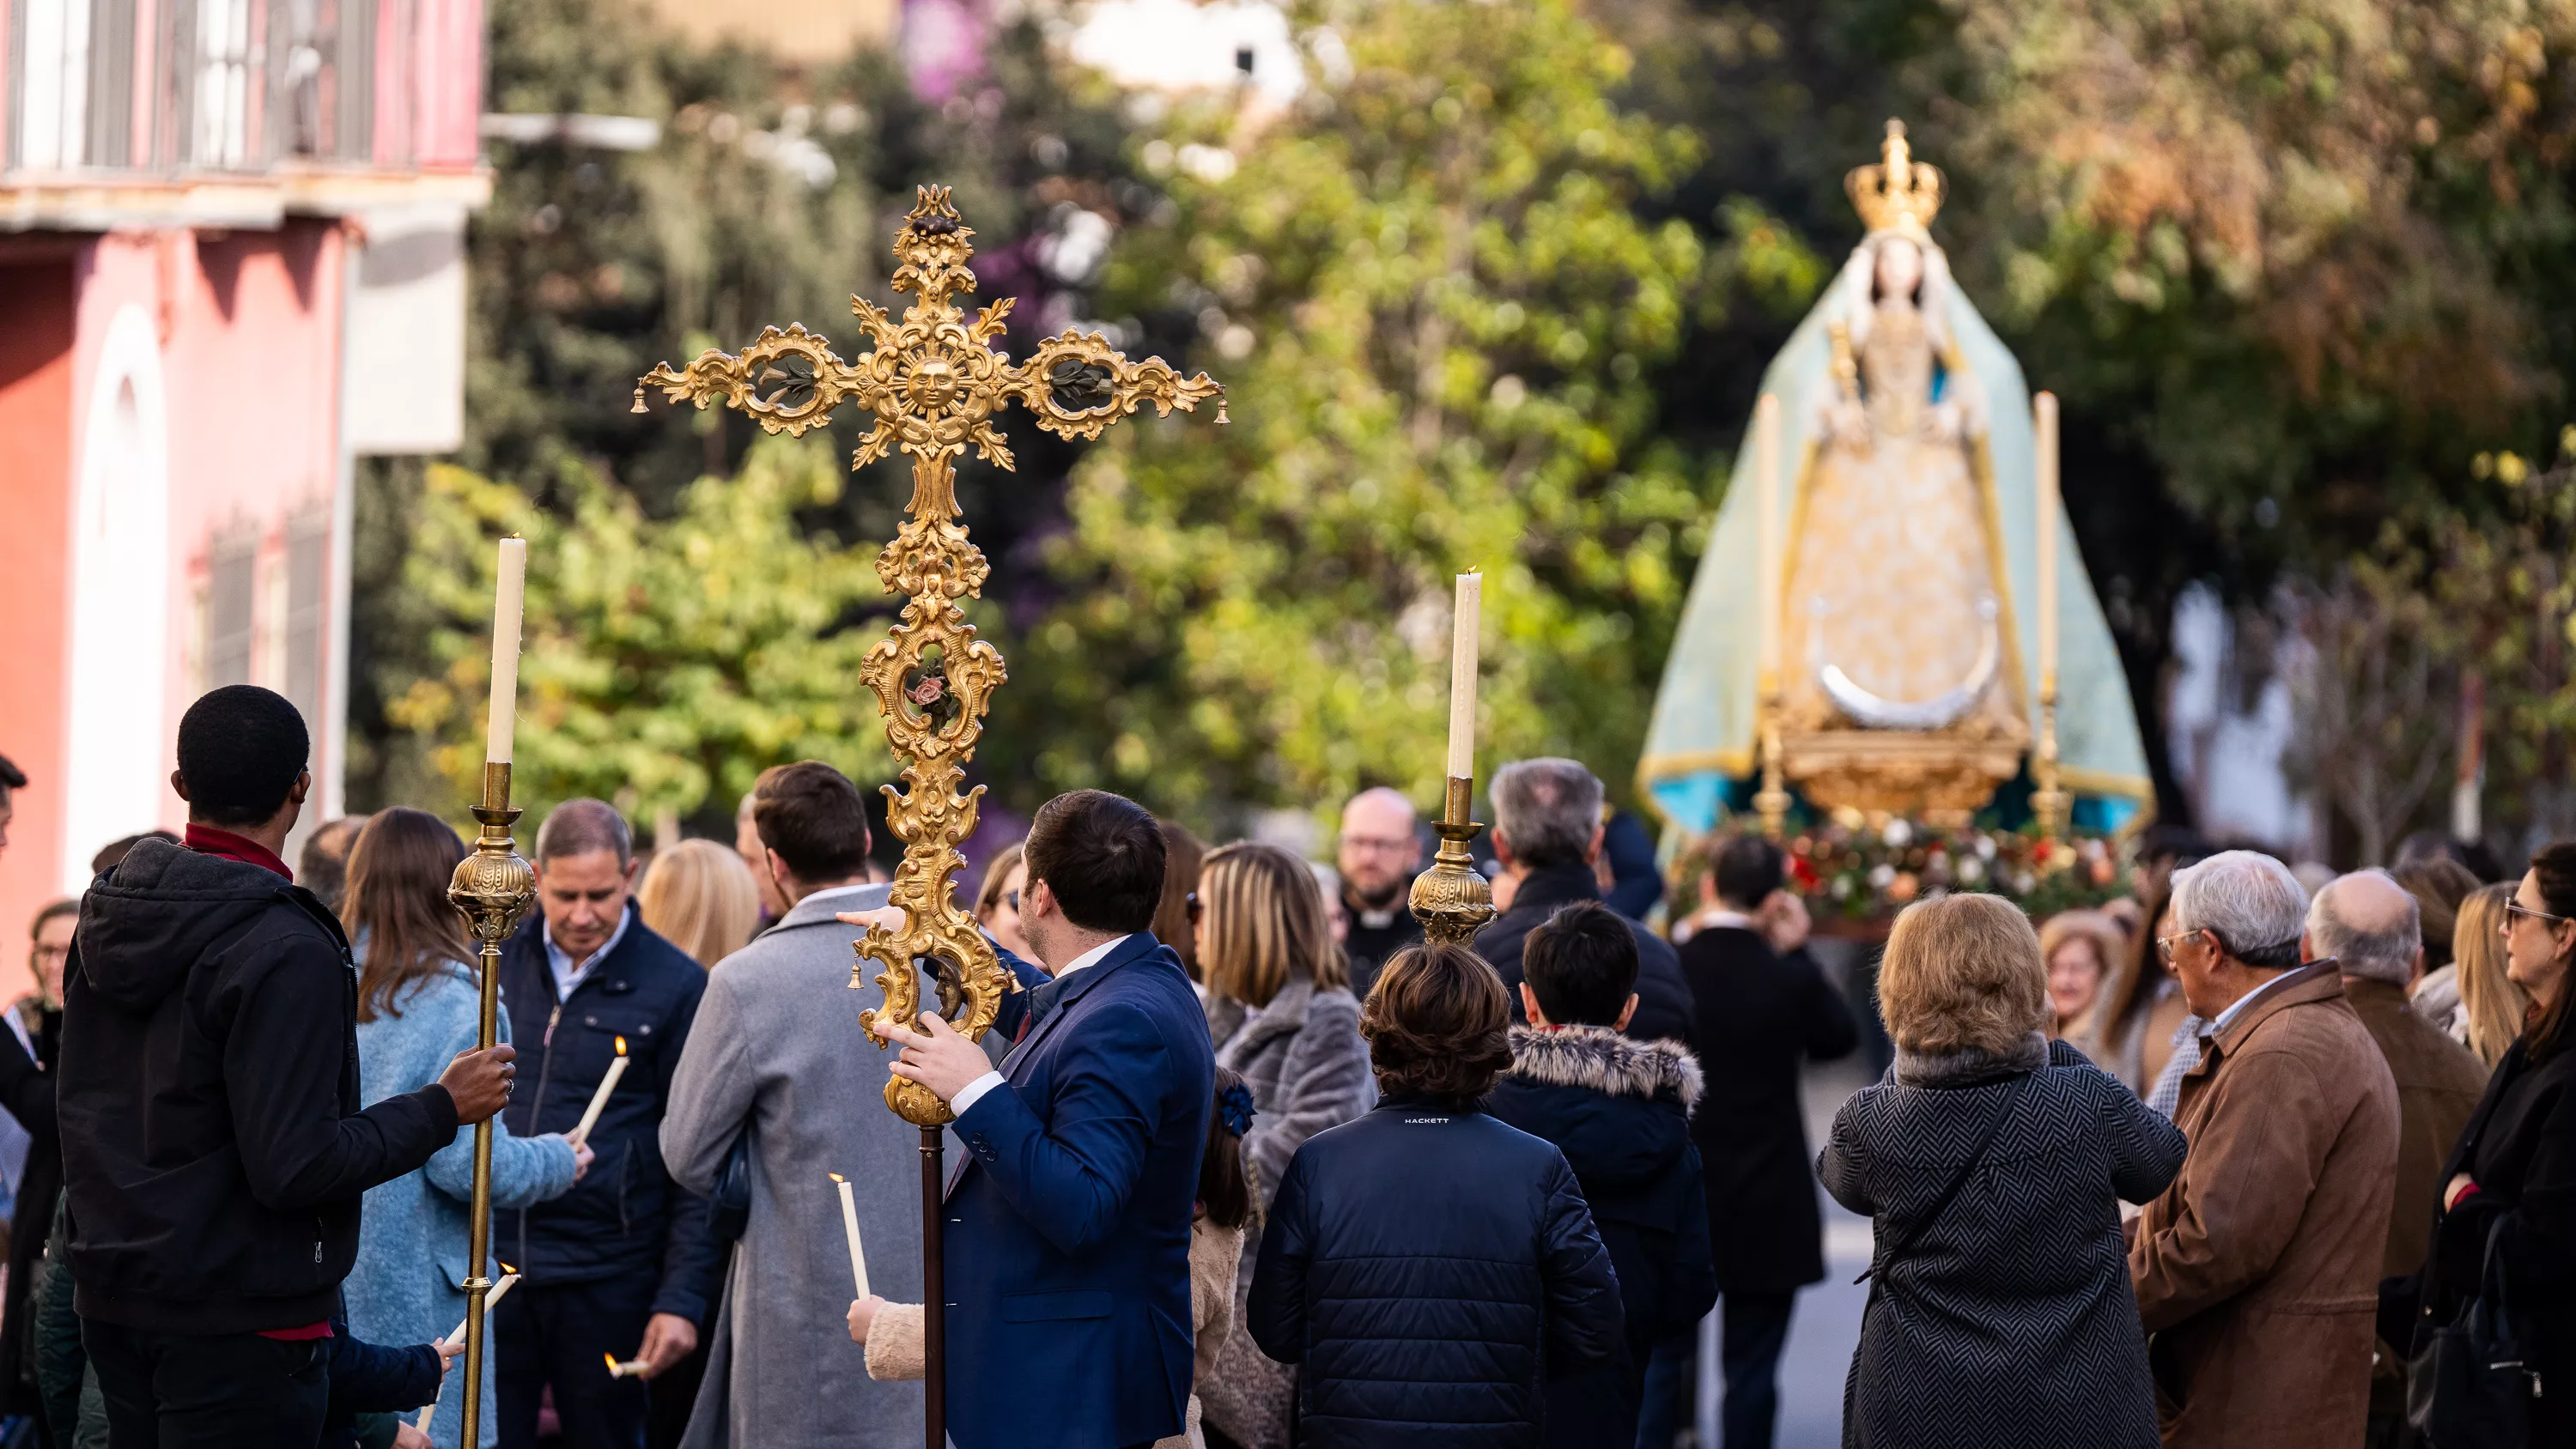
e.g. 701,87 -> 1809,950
1818,601 -> 2002,731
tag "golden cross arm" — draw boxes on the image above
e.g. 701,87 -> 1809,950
633,185 -> 1222,1126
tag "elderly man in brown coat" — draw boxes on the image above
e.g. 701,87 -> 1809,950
2128,851 -> 2399,1449
2302,869 -> 2490,1448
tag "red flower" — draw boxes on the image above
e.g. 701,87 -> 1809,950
1789,854 -> 1823,890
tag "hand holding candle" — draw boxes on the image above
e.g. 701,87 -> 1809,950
567,1038 -> 629,1150
1444,572 -> 1482,784
605,1353 -> 649,1379
485,537 -> 527,766
831,1173 -> 872,1298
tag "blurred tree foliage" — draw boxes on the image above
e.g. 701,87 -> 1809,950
360,0 -> 2576,852
2290,433 -> 2576,861
389,440 -> 893,822
999,0 -> 1747,815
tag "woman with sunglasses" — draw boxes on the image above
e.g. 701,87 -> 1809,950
2387,840 -> 2576,1443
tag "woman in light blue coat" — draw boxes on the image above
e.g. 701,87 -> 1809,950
340,809 -> 588,1448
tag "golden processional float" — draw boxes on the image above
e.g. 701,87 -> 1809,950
1637,122 -> 2154,915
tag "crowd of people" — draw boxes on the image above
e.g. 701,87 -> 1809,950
0,682 -> 2566,1449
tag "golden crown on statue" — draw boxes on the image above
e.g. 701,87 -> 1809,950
1845,118 -> 1946,239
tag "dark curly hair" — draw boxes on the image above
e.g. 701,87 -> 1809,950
1359,942 -> 1513,1106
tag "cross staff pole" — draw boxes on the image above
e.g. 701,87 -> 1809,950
636,186 -> 1221,1445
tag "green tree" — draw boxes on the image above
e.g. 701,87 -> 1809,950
1001,0 -> 1735,819
1929,0 -> 2576,553
387,437 -> 893,822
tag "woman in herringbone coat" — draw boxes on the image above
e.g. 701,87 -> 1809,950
1195,842 -> 1373,1449
1820,894 -> 2187,1449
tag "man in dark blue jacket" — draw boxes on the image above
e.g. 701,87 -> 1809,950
867,789 -> 1214,1449
1486,900 -> 1717,1449
493,800 -> 720,1449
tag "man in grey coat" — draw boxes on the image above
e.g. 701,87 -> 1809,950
660,761 -> 912,1448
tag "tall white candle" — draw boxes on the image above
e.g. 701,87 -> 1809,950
2034,392 -> 2061,696
1444,573 -> 1482,783
486,537 -> 528,764
567,1039 -> 629,1149
831,1173 -> 872,1298
1753,393 -> 1783,683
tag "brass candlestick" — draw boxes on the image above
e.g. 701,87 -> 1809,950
1409,777 -> 1497,946
637,186 -> 1223,1449
1753,695 -> 1792,841
2030,678 -> 2070,846
446,761 -> 538,1449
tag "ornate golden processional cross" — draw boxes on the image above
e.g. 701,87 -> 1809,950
635,186 -> 1224,1128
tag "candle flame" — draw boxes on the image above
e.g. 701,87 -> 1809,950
829,1172 -> 848,1183
604,1353 -> 619,1372
614,1036 -> 628,1056
501,1263 -> 515,1274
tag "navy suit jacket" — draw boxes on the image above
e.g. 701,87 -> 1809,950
944,933 -> 1215,1449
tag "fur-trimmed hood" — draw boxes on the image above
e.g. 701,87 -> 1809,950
1504,1024 -> 1704,1114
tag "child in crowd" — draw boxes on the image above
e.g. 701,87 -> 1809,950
1245,942 -> 1624,1449
1486,900 -> 1716,1449
849,1065 -> 1259,1449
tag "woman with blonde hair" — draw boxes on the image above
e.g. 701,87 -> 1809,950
2037,909 -> 2123,1041
637,837 -> 763,967
1821,892 -> 2185,1448
971,840 -> 1030,960
2075,882 -> 2193,1094
1196,842 -> 1371,1449
2443,882 -> 2530,1068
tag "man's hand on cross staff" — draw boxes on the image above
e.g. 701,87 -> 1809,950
874,1010 -> 992,1104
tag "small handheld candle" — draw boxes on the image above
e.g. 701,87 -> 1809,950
439,1269 -> 520,1349
830,1173 -> 872,1298
605,1353 -> 649,1379
567,1038 -> 629,1149
419,1268 -> 519,1434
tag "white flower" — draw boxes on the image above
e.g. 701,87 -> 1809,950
1974,834 -> 1997,862
1832,876 -> 1853,899
1882,819 -> 1913,848
1959,857 -> 1984,883
1868,863 -> 1897,888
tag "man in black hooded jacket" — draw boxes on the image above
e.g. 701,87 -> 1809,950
58,685 -> 516,1447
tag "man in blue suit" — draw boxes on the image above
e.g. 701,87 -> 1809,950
869,789 -> 1214,1449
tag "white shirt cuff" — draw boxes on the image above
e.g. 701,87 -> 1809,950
949,1070 -> 1006,1118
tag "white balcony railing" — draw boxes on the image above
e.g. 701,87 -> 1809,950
4,0 -> 424,177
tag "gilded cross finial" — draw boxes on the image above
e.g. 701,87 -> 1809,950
635,185 -> 1224,1126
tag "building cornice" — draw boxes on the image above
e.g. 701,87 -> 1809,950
0,165 -> 492,233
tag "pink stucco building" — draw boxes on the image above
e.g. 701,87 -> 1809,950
1,0 -> 485,990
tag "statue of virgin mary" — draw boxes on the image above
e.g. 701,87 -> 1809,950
1640,121 -> 2152,832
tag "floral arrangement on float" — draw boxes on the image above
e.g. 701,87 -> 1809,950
1674,817 -> 2130,925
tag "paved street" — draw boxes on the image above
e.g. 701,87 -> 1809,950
1693,1055 -> 1876,1449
